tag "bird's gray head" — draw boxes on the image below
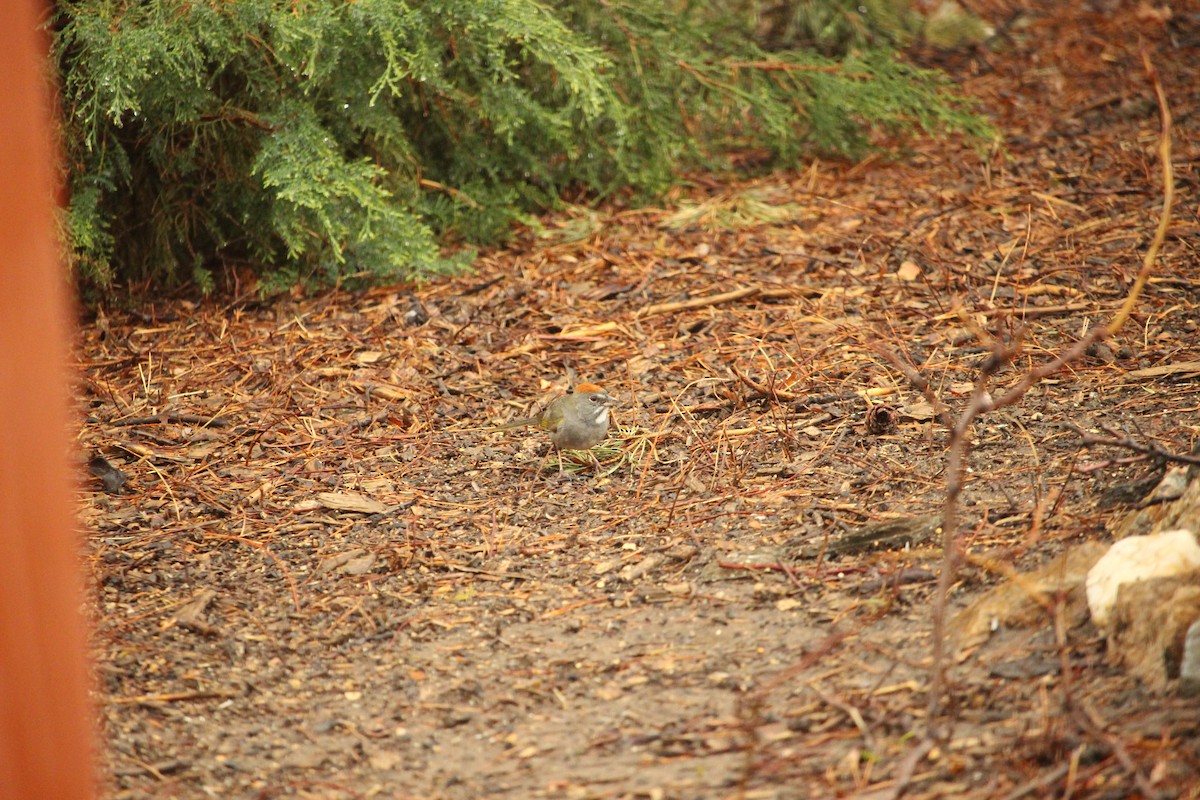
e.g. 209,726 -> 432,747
575,384 -> 617,423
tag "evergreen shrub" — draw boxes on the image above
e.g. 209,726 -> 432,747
52,0 -> 990,293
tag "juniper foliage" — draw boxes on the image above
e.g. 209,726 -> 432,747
53,0 -> 990,293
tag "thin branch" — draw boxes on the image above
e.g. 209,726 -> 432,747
639,285 -> 760,318
1068,422 -> 1200,466
725,60 -> 869,78
1106,50 -> 1173,337
729,364 -> 802,402
927,335 -> 1016,722
112,412 -> 231,428
882,49 -> 1176,741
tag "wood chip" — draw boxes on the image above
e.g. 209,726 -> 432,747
313,492 -> 388,514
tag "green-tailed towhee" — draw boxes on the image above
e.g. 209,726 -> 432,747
495,383 -> 617,451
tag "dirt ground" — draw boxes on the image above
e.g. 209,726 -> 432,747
83,3 -> 1200,798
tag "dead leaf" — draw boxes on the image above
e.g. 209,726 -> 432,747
341,554 -> 377,575
314,492 -> 387,514
173,589 -> 220,637
315,549 -> 368,577
900,402 -> 936,421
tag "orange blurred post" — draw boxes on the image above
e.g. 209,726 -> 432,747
0,1 -> 97,799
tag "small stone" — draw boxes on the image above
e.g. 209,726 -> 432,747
1179,620 -> 1200,696
1087,529 -> 1200,627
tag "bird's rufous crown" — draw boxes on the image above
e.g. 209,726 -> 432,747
574,382 -> 605,393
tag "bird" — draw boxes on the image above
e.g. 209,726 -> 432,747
494,383 -> 618,469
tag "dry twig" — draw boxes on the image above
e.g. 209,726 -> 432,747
881,52 -> 1175,739
1069,422 -> 1200,466
728,364 -> 802,402
638,286 -> 760,318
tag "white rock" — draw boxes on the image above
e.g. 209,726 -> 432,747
1086,529 -> 1200,627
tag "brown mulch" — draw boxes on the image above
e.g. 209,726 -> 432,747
82,3 -> 1200,798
